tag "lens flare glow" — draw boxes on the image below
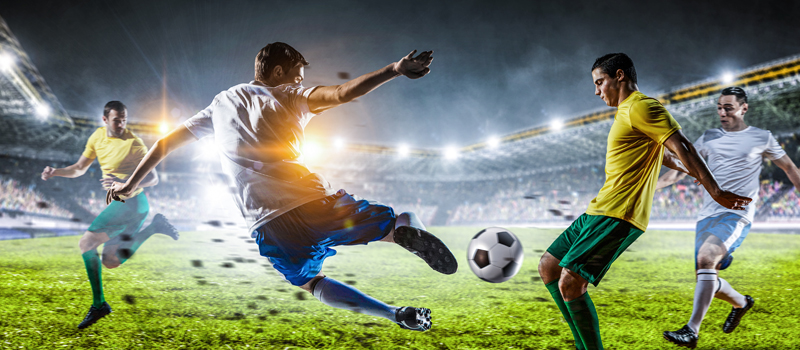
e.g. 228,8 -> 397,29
487,136 -> 500,148
398,144 -> 409,157
550,119 -> 563,131
444,146 -> 459,160
721,72 -> 735,84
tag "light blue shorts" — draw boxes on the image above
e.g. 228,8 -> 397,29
695,212 -> 751,268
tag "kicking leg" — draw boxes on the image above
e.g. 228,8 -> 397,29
539,252 -> 585,350
78,231 -> 113,329
560,267 -> 601,350
115,213 -> 179,263
300,272 -> 431,331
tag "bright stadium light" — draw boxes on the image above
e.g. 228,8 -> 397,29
444,146 -> 459,160
334,137 -> 345,151
721,72 -> 735,84
551,119 -> 563,131
487,136 -> 500,149
34,103 -> 50,118
0,53 -> 14,72
398,144 -> 410,157
159,121 -> 170,135
303,140 -> 322,160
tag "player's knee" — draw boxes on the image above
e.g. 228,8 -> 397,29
79,235 -> 99,253
300,274 -> 326,294
102,256 -> 121,269
696,250 -> 723,269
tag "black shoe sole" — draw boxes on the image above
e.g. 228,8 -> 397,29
393,226 -> 457,274
662,332 -> 697,349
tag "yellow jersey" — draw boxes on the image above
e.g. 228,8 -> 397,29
586,91 -> 681,231
82,127 -> 148,198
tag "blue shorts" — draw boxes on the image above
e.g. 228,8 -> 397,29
695,212 -> 751,268
254,190 -> 395,286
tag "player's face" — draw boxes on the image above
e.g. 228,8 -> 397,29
717,95 -> 747,132
103,109 -> 127,138
592,68 -> 620,107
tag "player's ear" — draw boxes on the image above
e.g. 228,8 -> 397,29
615,68 -> 625,82
271,65 -> 284,80
741,102 -> 748,114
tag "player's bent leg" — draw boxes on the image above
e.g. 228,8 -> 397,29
304,273 -> 431,331
391,225 -> 457,274
79,230 -> 110,253
560,268 -> 601,350
540,253 -> 585,350
538,252 -> 563,285
101,243 -> 122,269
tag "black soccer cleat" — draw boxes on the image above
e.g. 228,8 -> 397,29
393,226 -> 457,274
151,213 -> 180,240
663,324 -> 698,349
77,302 -> 112,329
395,306 -> 431,331
723,295 -> 754,333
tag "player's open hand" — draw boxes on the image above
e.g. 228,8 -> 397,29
394,50 -> 433,79
712,190 -> 751,211
106,181 -> 133,205
41,166 -> 56,181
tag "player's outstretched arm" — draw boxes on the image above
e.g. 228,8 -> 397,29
41,155 -> 93,180
663,131 -> 751,210
774,155 -> 800,191
655,169 -> 687,190
107,125 -> 197,203
307,50 -> 433,114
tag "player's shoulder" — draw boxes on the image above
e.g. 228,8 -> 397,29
87,127 -> 105,142
700,128 -> 725,142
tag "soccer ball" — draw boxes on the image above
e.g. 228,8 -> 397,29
467,227 -> 524,283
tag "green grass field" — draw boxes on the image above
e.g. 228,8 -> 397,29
1,227 -> 798,349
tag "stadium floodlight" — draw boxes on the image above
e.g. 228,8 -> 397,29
444,146 -> 459,160
721,72 -> 735,84
34,103 -> 50,118
487,136 -> 500,149
159,121 -> 170,135
398,144 -> 410,157
551,119 -> 563,131
0,52 -> 14,72
334,137 -> 345,151
303,140 -> 321,160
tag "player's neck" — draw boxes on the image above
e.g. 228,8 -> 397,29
616,83 -> 639,106
722,123 -> 748,132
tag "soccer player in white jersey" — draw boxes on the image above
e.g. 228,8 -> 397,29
107,42 -> 457,331
659,87 -> 800,348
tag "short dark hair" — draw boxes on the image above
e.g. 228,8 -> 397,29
720,86 -> 747,104
591,53 -> 637,84
103,101 -> 127,117
254,42 -> 309,83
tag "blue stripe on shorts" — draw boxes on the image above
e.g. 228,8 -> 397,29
254,190 -> 395,286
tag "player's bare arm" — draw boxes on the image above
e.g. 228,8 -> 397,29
41,155 -> 94,180
662,131 -> 751,210
307,50 -> 433,114
656,169 -> 688,190
107,125 -> 197,203
773,154 -> 800,190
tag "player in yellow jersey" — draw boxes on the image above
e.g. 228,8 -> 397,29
41,101 -> 178,329
536,53 -> 752,350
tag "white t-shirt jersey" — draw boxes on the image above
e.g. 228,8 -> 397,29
184,81 -> 335,233
695,126 -> 786,223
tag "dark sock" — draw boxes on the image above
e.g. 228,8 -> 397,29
545,280 -> 585,350
82,250 -> 105,308
566,292 -> 603,350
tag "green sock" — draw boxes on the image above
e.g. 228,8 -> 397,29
545,280 -> 585,350
82,250 -> 105,308
566,292 -> 603,350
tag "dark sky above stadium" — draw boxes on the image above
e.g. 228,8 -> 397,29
2,0 -> 799,149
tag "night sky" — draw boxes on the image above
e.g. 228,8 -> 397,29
2,0 -> 799,149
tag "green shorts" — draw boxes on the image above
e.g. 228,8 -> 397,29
87,192 -> 149,239
547,213 -> 644,286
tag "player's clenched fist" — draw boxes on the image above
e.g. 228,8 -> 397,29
712,191 -> 752,211
41,166 -> 56,181
106,182 -> 132,205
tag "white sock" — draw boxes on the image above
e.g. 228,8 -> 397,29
396,212 -> 426,231
312,277 -> 397,321
715,277 -> 747,308
687,269 -> 718,334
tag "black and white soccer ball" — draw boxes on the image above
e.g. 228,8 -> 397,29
467,227 -> 524,283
